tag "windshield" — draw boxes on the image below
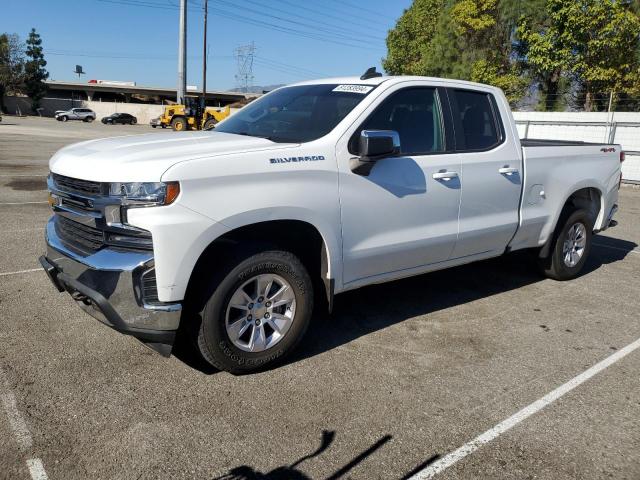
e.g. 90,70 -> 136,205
215,84 -> 375,143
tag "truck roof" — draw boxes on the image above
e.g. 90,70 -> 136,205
290,75 -> 499,92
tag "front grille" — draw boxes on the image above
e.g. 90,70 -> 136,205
55,216 -> 104,253
141,269 -> 160,305
52,173 -> 102,196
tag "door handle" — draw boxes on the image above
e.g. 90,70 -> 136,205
498,167 -> 519,175
432,171 -> 459,181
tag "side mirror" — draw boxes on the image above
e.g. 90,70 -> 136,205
350,130 -> 401,176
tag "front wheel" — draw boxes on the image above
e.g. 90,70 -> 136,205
60,116 -> 68,122
197,250 -> 314,374
85,117 -> 94,123
538,208 -> 593,281
171,117 -> 187,131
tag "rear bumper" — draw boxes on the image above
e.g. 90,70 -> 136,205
40,218 -> 182,355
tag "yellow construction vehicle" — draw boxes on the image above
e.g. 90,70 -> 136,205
154,103 -> 231,131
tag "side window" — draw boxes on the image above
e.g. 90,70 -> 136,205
350,88 -> 445,156
449,90 -> 502,151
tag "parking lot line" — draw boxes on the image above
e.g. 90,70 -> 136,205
0,268 -> 42,277
26,459 -> 49,480
1,367 -> 49,480
0,202 -> 48,205
1,393 -> 33,450
408,335 -> 640,479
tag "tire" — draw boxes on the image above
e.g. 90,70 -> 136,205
86,116 -> 94,123
197,249 -> 314,374
203,118 -> 217,130
60,116 -> 68,122
538,208 -> 593,281
171,117 -> 187,131
151,125 -> 157,128
131,118 -> 137,125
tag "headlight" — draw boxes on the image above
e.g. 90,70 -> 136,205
108,181 -> 180,206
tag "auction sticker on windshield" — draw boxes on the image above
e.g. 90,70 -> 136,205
332,85 -> 374,94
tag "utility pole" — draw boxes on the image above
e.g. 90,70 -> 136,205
177,0 -> 187,105
201,0 -> 208,110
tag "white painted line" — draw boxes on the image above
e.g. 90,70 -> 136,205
0,201 -> 48,205
1,393 -> 33,450
0,268 -> 42,277
0,174 -> 48,177
0,368 -> 50,479
27,458 -> 49,480
593,242 -> 639,255
409,336 -> 640,479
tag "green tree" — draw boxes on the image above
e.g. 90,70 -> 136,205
23,28 -> 48,112
384,0 -> 544,106
383,0 -> 445,75
518,0 -> 640,111
0,33 -> 25,112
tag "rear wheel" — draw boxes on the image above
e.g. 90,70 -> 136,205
538,208 -> 593,281
131,118 -> 137,125
171,117 -> 187,131
85,116 -> 94,123
197,250 -> 314,374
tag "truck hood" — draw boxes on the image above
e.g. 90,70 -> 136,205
49,131 -> 294,182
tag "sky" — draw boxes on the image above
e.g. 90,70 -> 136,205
2,0 -> 413,91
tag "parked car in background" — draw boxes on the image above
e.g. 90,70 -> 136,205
101,113 -> 138,125
150,116 -> 166,128
54,108 -> 96,123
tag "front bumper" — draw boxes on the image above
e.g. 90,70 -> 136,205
40,218 -> 182,355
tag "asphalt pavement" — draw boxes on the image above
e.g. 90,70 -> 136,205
0,116 -> 638,480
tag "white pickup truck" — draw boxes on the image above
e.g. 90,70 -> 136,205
40,71 -> 622,373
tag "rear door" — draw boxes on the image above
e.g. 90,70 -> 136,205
446,88 -> 522,258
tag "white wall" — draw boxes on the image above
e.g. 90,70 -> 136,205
513,111 -> 640,183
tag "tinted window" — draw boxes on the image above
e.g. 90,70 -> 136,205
215,84 -> 372,143
351,88 -> 444,155
450,90 -> 500,150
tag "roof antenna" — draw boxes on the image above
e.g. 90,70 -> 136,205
360,67 -> 382,80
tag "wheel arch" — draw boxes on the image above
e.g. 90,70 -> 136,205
539,184 -> 603,259
185,217 -> 339,313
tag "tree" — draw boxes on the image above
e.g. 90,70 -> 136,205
0,33 -> 25,112
518,0 -> 640,111
23,28 -> 48,112
384,0 -> 544,106
383,0 -> 445,76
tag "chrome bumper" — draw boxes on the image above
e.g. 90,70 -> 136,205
40,217 -> 181,355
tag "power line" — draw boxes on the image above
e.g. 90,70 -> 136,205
233,0 -> 385,42
44,48 -> 327,79
325,0 -> 389,23
95,0 -> 381,51
271,0 -> 390,34
209,0 -> 382,46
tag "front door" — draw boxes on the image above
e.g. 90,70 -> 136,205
338,86 -> 462,285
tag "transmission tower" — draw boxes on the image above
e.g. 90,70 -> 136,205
234,42 -> 256,93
